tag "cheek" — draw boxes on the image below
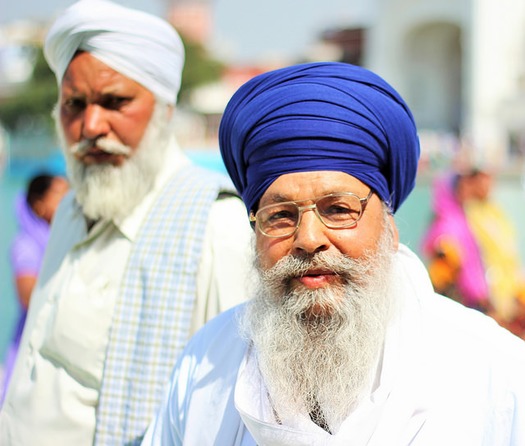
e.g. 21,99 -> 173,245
60,114 -> 80,145
332,225 -> 381,258
256,236 -> 290,269
115,109 -> 153,149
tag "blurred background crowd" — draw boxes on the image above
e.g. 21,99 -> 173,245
2,0 -> 525,392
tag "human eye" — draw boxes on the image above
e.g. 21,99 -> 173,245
62,97 -> 86,114
100,94 -> 131,111
262,205 -> 297,226
319,196 -> 360,221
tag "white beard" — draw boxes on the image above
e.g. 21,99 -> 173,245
54,103 -> 173,222
240,213 -> 397,433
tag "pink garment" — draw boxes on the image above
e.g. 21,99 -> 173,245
421,174 -> 488,307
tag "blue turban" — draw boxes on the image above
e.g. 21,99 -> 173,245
219,62 -> 420,214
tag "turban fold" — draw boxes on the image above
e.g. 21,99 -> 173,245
44,0 -> 184,104
219,62 -> 420,214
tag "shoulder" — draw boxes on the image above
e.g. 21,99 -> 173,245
421,297 -> 525,433
50,190 -> 80,225
11,231 -> 40,254
208,193 -> 250,232
396,244 -> 525,372
184,304 -> 248,361
419,290 -> 525,414
161,165 -> 244,221
161,305 -> 248,426
145,305 -> 248,445
10,233 -> 42,274
424,294 -> 525,360
396,247 -> 525,419
167,164 -> 235,193
45,190 -> 84,244
172,304 -> 248,393
204,183 -> 252,250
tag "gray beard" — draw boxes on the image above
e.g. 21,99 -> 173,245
54,102 -> 173,222
240,215 -> 397,433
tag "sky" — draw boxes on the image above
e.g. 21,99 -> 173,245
0,0 -> 373,65
0,0 -> 165,24
212,0 -> 373,64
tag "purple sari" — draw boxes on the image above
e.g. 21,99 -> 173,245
2,193 -> 50,403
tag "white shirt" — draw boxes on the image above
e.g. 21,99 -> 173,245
143,245 -> 525,446
0,144 -> 253,445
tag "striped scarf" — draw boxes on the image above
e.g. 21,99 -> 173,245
94,164 -> 236,444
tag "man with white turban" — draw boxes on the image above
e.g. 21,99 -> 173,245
0,1 -> 251,445
143,62 -> 525,445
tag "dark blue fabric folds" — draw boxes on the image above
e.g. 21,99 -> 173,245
219,62 -> 420,214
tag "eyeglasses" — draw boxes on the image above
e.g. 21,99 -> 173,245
250,190 -> 374,238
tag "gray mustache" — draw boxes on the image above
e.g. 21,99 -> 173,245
70,138 -> 132,157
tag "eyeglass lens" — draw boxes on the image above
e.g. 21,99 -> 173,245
258,194 -> 363,236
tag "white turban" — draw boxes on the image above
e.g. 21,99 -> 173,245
44,0 -> 185,105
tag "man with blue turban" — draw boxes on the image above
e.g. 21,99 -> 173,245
143,62 -> 525,445
0,1 -> 251,445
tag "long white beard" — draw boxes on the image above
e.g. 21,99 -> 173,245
54,103 -> 173,222
240,213 -> 397,433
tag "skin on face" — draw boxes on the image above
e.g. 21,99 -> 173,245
255,171 -> 399,289
59,51 -> 156,166
32,176 -> 69,224
17,176 -> 69,309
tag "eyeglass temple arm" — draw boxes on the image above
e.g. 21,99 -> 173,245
248,212 -> 257,229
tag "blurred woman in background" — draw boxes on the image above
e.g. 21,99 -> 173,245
421,172 -> 490,312
1,173 -> 68,404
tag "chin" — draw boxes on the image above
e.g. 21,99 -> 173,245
295,286 -> 346,322
303,302 -> 336,320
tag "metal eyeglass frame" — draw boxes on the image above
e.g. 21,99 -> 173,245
249,189 -> 374,238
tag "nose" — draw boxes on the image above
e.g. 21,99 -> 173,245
291,208 -> 330,256
82,104 -> 110,140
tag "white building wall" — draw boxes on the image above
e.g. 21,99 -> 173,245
365,0 -> 525,168
366,0 -> 465,97
466,0 -> 525,166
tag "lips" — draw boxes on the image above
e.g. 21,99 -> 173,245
79,148 -> 124,166
295,269 -> 337,289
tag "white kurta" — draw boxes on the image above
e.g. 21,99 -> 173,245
0,144 -> 253,445
143,244 -> 525,446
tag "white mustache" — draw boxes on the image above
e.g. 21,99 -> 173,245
70,138 -> 132,157
263,251 -> 356,283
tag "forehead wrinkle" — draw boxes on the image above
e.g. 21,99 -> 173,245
262,187 -> 369,207
264,193 -> 295,204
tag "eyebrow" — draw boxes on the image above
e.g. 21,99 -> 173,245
261,190 -> 339,205
260,188 -> 371,207
262,193 -> 292,204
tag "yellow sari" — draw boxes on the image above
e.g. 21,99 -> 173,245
466,200 -> 524,321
